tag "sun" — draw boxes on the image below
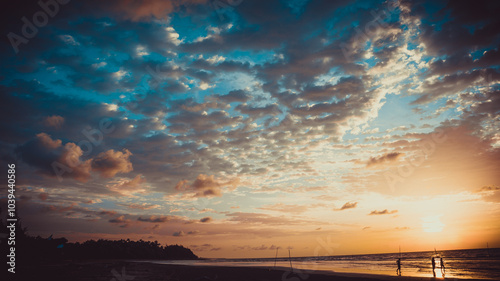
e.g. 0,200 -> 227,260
422,215 -> 445,233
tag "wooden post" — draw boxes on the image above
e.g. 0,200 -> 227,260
274,248 -> 278,269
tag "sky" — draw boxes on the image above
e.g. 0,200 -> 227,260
0,0 -> 499,259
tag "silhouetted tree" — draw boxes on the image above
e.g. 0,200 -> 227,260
1,214 -> 199,264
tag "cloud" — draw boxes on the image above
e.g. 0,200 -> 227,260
217,90 -> 250,103
176,174 -> 240,197
403,0 -> 500,56
148,224 -> 160,230
366,124 -> 500,196
476,185 -> 500,203
43,115 -> 65,129
411,69 -> 500,105
369,209 -> 398,215
16,133 -> 93,182
137,215 -> 171,223
102,0 -> 210,22
336,201 -> 358,211
251,244 -> 268,251
172,229 -> 200,237
233,244 -> 272,251
399,0 -> 500,105
41,203 -> 76,213
36,132 -> 63,149
366,152 -> 404,167
258,203 -> 309,214
482,191 -> 500,203
190,244 -> 221,252
107,174 -> 147,195
109,215 -> 130,223
395,227 -> 410,230
477,185 -> 500,192
428,49 -> 500,76
91,149 -> 133,178
17,133 -> 135,182
200,217 -> 212,223
119,202 -> 160,210
98,210 -> 117,216
172,230 -> 185,237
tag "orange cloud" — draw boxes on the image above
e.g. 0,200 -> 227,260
41,203 -> 77,213
109,215 -> 131,224
107,174 -> 147,195
43,115 -> 65,129
366,152 -> 404,167
335,201 -> 358,211
137,216 -> 172,223
176,174 -> 240,197
476,185 -> 500,202
59,142 -> 93,182
36,132 -> 62,148
92,149 -> 133,178
368,209 -> 398,215
103,0 -> 209,22
200,217 -> 212,223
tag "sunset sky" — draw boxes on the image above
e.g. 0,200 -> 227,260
1,0 -> 499,258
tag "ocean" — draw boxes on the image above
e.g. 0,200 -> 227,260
152,248 -> 500,280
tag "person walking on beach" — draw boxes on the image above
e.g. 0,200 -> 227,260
440,257 -> 445,277
396,258 -> 401,276
431,257 -> 436,277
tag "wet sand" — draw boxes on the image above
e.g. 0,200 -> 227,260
12,260 -> 485,281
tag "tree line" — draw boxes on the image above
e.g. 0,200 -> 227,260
0,213 -> 198,267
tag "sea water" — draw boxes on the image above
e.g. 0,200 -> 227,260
152,248 -> 500,280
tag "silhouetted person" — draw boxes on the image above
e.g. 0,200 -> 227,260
431,257 -> 436,277
396,258 -> 401,276
440,257 -> 445,277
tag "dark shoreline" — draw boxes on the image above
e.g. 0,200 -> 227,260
10,260 -> 489,281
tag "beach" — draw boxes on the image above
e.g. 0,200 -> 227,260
12,260 -> 489,281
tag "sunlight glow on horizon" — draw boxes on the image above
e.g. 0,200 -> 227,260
422,215 -> 445,233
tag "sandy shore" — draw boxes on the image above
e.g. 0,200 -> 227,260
11,260 -> 486,281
